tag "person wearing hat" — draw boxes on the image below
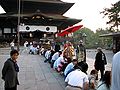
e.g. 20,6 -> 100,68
76,40 -> 86,62
94,47 -> 107,80
65,62 -> 89,90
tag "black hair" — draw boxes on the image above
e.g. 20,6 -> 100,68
73,59 -> 78,62
90,69 -> 98,75
66,57 -> 72,63
58,51 -> 62,54
79,62 -> 88,74
75,61 -> 88,74
101,71 -> 111,88
10,49 -> 19,56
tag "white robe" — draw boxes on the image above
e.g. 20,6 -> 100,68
111,51 -> 120,90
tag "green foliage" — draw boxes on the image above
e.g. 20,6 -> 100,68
101,1 -> 120,31
73,27 -> 112,49
73,27 -> 96,48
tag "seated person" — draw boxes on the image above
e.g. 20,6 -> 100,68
64,59 -> 78,77
97,71 -> 111,90
57,57 -> 71,73
53,56 -> 63,70
44,49 -> 51,62
51,51 -> 62,68
88,69 -> 98,90
65,62 -> 89,90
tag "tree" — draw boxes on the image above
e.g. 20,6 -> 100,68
73,27 -> 113,49
73,27 -> 96,48
101,1 -> 120,31
95,28 -> 112,49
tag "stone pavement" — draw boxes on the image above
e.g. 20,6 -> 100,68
0,47 -> 112,90
86,49 -> 112,79
86,57 -> 111,76
0,47 -> 65,90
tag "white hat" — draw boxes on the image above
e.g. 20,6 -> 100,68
97,47 -> 102,50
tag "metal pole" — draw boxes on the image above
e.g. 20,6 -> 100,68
17,0 -> 20,51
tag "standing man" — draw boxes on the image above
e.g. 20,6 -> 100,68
94,47 -> 107,80
76,40 -> 86,62
2,50 -> 19,90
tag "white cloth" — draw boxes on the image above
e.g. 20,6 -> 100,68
30,45 -> 33,50
45,50 -> 51,59
24,41 -> 28,47
51,52 -> 59,61
65,69 -> 89,88
40,47 -> 44,54
30,45 -> 38,54
64,62 -> 74,76
10,42 -> 14,47
111,51 -> 120,90
53,56 -> 63,69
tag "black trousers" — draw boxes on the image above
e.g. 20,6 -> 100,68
96,68 -> 104,80
5,86 -> 17,90
51,60 -> 55,68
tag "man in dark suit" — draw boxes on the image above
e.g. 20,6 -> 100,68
94,47 -> 107,80
2,50 -> 19,90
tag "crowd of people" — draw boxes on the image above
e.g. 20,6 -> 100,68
3,40 -> 119,90
39,40 -> 111,90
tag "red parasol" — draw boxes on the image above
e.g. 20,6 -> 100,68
57,25 -> 83,36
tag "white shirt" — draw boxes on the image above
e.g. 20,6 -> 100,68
53,56 -> 63,69
45,50 -> 51,59
51,52 -> 60,61
24,41 -> 28,47
30,45 -> 33,50
64,62 -> 74,76
65,69 -> 89,88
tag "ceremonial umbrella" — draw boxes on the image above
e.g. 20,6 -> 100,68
57,25 -> 83,36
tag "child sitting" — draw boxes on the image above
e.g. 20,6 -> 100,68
88,69 -> 98,90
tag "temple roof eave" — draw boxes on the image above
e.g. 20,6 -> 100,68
0,0 -> 74,14
0,12 -> 82,30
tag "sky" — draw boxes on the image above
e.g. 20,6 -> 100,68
0,0 -> 119,32
61,0 -> 119,32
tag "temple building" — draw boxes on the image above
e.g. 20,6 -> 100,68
0,0 -> 82,44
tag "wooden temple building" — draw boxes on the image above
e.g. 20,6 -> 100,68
0,0 -> 82,44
